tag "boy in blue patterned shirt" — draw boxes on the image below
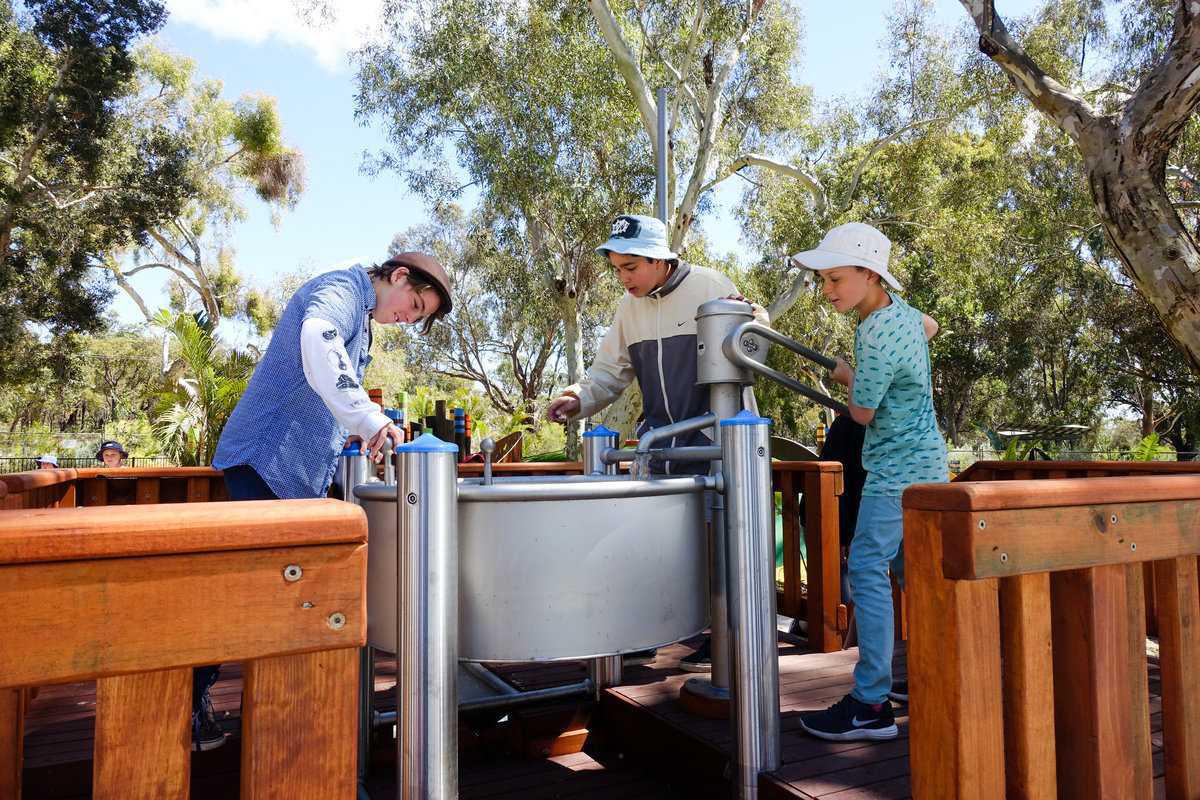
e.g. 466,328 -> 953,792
790,223 -> 947,742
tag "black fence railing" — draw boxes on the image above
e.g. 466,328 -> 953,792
0,456 -> 176,472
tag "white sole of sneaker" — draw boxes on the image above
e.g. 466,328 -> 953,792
797,720 -> 899,742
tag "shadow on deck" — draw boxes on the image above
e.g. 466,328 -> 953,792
21,635 -> 1167,800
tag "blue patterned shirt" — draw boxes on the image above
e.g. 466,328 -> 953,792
852,292 -> 948,496
214,267 -> 375,499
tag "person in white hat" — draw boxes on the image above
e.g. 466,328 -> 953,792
546,213 -> 769,671
790,222 -> 947,743
36,454 -> 59,470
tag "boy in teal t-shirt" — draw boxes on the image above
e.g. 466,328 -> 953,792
790,222 -> 947,742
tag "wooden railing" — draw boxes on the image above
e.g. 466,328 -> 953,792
1,466 -> 227,510
0,497 -> 367,800
773,461 -> 845,652
904,475 -> 1200,798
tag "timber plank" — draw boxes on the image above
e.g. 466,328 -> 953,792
906,474 -> 1200,512
0,498 -> 365,564
938,499 -> 1200,578
998,573 -> 1056,798
1050,565 -> 1152,800
1153,557 -> 1200,799
1,688 -> 22,800
241,647 -> 358,800
780,470 -> 803,618
804,470 -> 843,652
0,543 -> 366,687
904,508 -> 1004,800
93,668 -> 190,800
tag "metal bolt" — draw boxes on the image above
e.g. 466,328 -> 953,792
978,519 -> 987,529
1000,553 -> 1008,563
741,336 -> 759,354
407,492 -> 418,505
1110,514 -> 1118,524
756,446 -> 765,457
301,601 -> 314,609
327,612 -> 347,630
282,564 -> 303,582
1130,542 -> 1137,552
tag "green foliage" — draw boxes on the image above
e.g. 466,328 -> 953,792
0,0 -> 190,386
1129,432 -> 1173,462
151,309 -> 253,465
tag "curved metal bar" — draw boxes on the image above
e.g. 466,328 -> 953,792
456,475 -> 713,503
723,322 -> 849,415
634,413 -> 717,454
601,446 -> 723,464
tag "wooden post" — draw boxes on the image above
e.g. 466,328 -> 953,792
135,478 -> 160,505
802,470 -> 843,652
94,668 -> 191,800
1153,557 -> 1200,798
0,688 -> 22,800
905,508 -> 1005,800
777,470 -> 803,619
186,477 -> 210,503
242,648 -> 359,799
998,573 -> 1057,798
1050,565 -> 1152,800
84,477 -> 108,506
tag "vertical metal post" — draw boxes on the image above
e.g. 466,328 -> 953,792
582,425 -> 622,697
340,442 -> 375,795
395,433 -> 459,800
722,411 -> 781,798
655,87 -> 668,224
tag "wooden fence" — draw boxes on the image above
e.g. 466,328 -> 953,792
0,491 -> 367,800
904,474 -> 1200,798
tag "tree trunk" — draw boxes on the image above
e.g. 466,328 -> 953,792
559,291 -> 584,460
1082,124 -> 1200,374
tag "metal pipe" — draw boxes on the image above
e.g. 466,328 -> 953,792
656,87 -> 668,224
582,425 -> 619,475
480,437 -> 495,485
395,434 -> 459,800
602,445 -> 722,464
723,322 -> 848,414
721,411 -> 781,798
357,645 -> 375,790
373,679 -> 594,726
338,443 -> 369,506
706,382 -> 742,694
588,656 -> 622,701
635,413 -> 716,454
456,475 -> 712,503
461,661 -> 518,697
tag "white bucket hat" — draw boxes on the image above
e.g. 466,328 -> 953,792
37,453 -> 58,466
595,214 -> 679,261
789,222 -> 903,291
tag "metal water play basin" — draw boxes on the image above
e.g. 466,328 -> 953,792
356,474 -> 709,662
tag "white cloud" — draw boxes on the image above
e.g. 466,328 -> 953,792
164,0 -> 386,71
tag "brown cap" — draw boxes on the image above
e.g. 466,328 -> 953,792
381,252 -> 453,333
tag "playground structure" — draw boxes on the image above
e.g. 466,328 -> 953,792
2,301 -> 1200,798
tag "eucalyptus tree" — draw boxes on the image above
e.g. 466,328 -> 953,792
0,0 -> 191,386
356,0 -> 651,454
957,0 -> 1200,371
104,46 -> 305,334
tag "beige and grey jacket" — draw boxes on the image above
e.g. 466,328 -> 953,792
564,262 -> 769,473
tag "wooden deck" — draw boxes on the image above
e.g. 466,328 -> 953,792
20,636 -> 1167,799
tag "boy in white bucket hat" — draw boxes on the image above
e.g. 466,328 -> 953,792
791,222 -> 946,743
547,213 -> 769,671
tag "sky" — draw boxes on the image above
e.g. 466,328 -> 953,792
108,0 -> 1044,330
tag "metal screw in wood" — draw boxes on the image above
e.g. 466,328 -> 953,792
283,564 -> 303,582
328,612 -> 347,630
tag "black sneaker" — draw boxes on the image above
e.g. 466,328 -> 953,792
798,694 -> 898,741
678,639 -> 712,673
623,648 -> 657,666
888,680 -> 908,704
192,693 -> 227,752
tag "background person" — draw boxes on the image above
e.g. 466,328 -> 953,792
36,453 -> 59,470
95,440 -> 128,468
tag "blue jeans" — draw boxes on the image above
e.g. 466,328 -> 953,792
848,495 -> 904,705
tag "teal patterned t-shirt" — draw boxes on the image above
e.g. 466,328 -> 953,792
852,293 -> 948,496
